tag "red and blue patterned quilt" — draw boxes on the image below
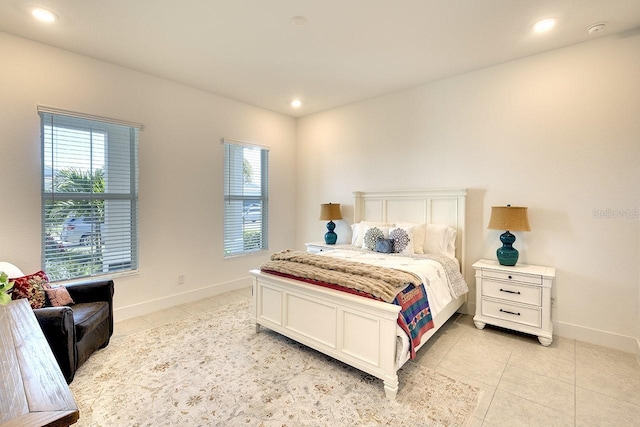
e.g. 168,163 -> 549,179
393,283 -> 434,358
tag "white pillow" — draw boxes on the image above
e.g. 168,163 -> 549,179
361,225 -> 391,250
389,226 -> 415,255
351,221 -> 394,247
394,222 -> 426,254
423,224 -> 457,259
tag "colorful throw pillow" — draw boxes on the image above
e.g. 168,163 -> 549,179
10,270 -> 48,309
44,285 -> 75,307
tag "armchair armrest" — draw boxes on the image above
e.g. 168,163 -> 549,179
65,279 -> 114,304
66,279 -> 115,344
32,306 -> 76,383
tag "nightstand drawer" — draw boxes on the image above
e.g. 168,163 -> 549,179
306,245 -> 331,254
482,279 -> 542,306
481,269 -> 542,286
481,298 -> 542,328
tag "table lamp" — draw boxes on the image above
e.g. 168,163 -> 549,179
488,205 -> 531,266
319,203 -> 342,244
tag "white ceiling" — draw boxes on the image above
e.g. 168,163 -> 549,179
1,0 -> 639,117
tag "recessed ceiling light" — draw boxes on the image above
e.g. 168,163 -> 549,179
291,16 -> 308,27
291,99 -> 302,108
31,7 -> 57,23
533,18 -> 556,33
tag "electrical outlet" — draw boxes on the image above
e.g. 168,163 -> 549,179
178,274 -> 186,285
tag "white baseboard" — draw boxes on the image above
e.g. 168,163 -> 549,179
554,320 -> 639,354
113,277 -> 252,322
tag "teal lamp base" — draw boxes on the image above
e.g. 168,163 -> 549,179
324,220 -> 337,245
496,231 -> 519,266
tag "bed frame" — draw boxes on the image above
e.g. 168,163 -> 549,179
250,189 -> 467,399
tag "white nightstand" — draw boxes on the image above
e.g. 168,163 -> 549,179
472,259 -> 556,346
305,242 -> 338,254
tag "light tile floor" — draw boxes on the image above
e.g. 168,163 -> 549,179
113,288 -> 640,427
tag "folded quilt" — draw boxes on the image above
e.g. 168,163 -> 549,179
394,283 -> 434,358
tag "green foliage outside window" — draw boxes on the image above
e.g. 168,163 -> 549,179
243,230 -> 262,251
44,168 -> 105,281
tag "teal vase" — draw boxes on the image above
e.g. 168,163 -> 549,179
324,220 -> 337,245
496,231 -> 518,266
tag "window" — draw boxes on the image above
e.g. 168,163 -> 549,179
40,107 -> 140,281
223,139 -> 269,256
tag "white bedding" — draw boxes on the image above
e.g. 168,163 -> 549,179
318,247 -> 464,367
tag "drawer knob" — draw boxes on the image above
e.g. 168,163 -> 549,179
499,308 -> 521,316
508,275 -> 513,279
500,288 -> 521,295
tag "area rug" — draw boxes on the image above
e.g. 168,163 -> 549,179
70,300 -> 478,426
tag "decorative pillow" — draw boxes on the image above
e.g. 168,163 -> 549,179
389,227 -> 413,255
375,238 -> 394,254
10,270 -> 48,309
395,222 -> 426,254
423,224 -> 457,259
351,221 -> 394,247
363,227 -> 386,250
44,286 -> 75,307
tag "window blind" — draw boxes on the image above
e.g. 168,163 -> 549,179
40,108 -> 139,281
223,139 -> 269,256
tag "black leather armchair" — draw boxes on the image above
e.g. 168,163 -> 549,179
33,279 -> 114,383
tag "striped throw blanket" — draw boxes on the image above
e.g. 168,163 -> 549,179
394,283 -> 434,358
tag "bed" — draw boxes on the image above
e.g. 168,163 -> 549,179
249,189 -> 467,399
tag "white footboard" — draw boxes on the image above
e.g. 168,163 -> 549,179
250,269 -> 402,399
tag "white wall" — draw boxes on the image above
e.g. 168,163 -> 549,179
0,32 -> 297,320
1,30 -> 638,353
296,32 -> 640,352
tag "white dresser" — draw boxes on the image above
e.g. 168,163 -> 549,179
472,259 -> 556,346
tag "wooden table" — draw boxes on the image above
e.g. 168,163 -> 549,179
0,299 -> 79,427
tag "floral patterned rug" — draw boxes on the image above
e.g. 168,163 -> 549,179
71,300 -> 478,426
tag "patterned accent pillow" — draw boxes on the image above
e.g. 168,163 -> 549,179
395,223 -> 426,254
45,286 -> 75,307
11,270 -> 48,309
363,227 -> 385,250
390,227 -> 411,254
351,221 -> 395,246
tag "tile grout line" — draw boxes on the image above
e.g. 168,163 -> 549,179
445,319 -> 495,424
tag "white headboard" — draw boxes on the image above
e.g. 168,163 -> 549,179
353,189 -> 467,277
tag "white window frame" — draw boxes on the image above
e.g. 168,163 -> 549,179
223,138 -> 269,257
39,106 -> 141,282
